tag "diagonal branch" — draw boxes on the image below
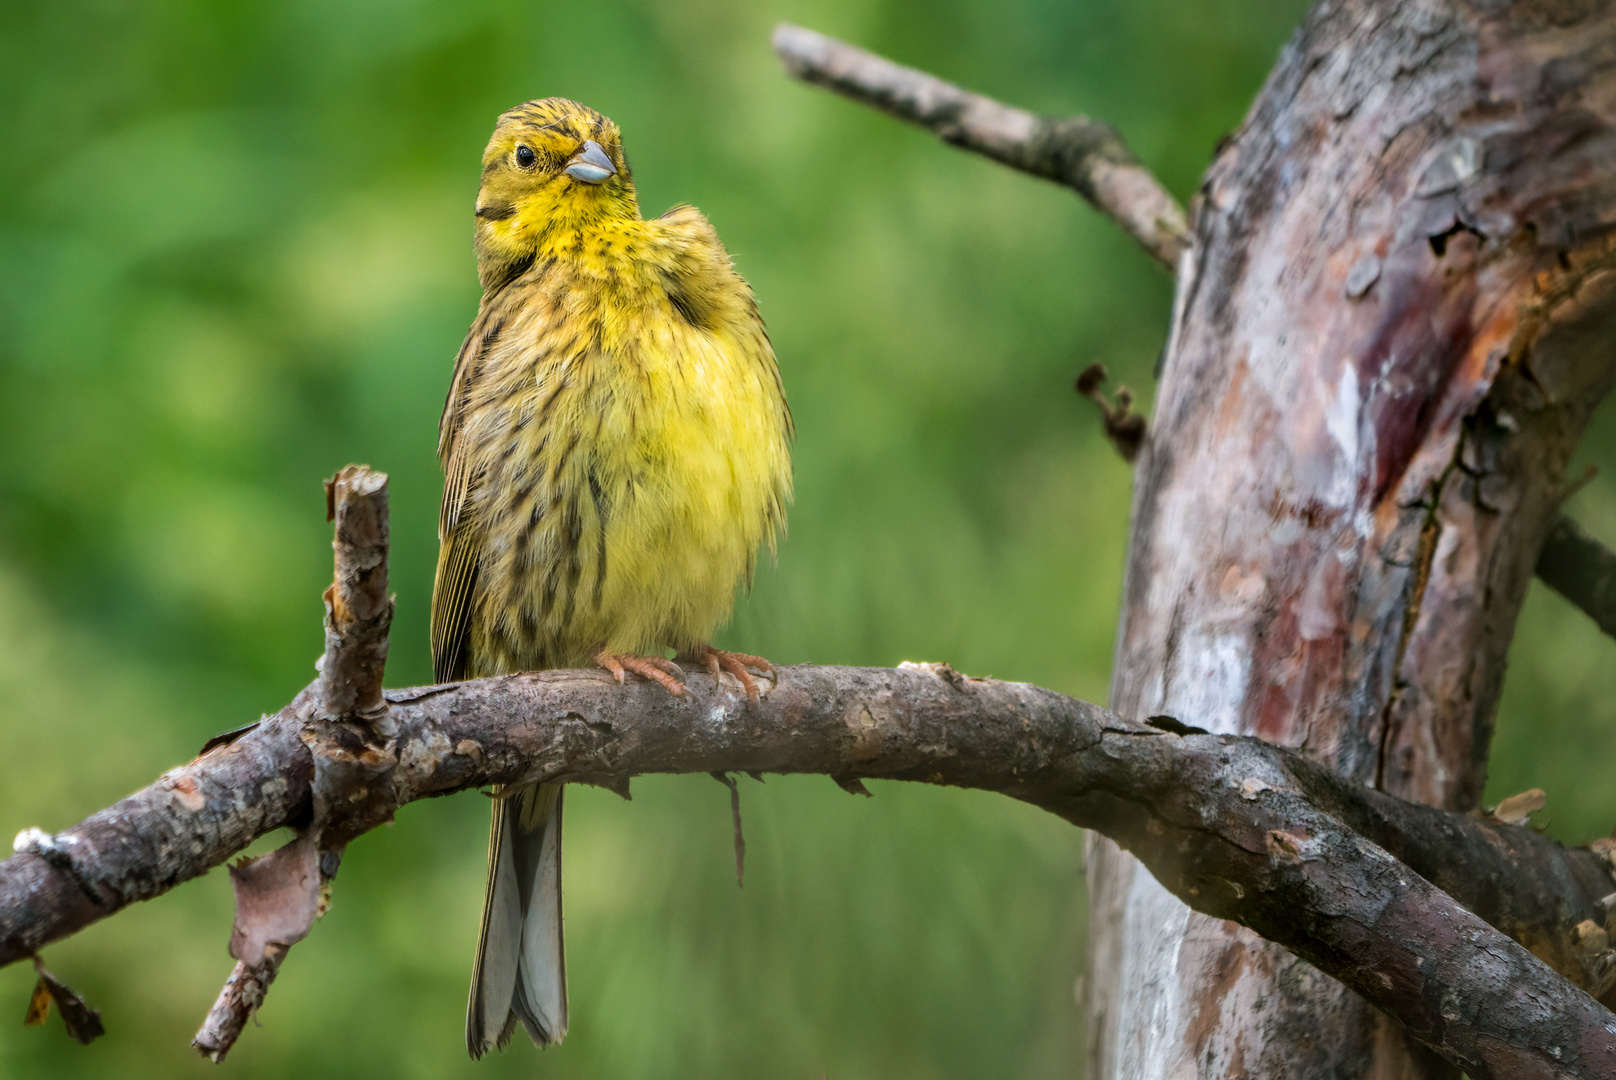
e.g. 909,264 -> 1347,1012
2,659 -> 1614,1076
771,23 -> 1191,270
1538,514 -> 1616,641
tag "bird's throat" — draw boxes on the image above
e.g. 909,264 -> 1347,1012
476,188 -> 645,292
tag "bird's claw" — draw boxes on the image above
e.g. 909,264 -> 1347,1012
592,649 -> 688,697
680,646 -> 776,704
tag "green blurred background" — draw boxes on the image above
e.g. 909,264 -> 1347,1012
7,1 -> 1610,1077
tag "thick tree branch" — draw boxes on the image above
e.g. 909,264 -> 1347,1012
1086,0 -> 1616,1067
4,659 -> 1615,1075
771,23 -> 1191,270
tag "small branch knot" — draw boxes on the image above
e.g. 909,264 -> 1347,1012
1076,363 -> 1146,463
1031,116 -> 1135,201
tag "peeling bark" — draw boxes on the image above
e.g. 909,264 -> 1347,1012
1089,0 -> 1616,1076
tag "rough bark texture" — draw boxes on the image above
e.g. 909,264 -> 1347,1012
1088,0 -> 1616,1076
191,946 -> 286,1062
4,722 -> 314,963
5,663 -> 1616,1074
316,465 -> 392,726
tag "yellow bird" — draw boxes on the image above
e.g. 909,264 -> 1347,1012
431,98 -> 792,1057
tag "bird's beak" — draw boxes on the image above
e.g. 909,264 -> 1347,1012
563,140 -> 617,184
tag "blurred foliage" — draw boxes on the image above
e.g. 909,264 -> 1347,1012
26,0 -> 1585,1076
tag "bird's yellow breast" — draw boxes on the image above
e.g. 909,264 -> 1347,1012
441,206 -> 791,676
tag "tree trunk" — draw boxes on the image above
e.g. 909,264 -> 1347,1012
1086,0 -> 1616,1075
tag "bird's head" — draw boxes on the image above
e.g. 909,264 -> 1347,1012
473,98 -> 639,290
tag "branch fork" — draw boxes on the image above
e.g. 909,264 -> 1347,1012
194,465 -> 395,1060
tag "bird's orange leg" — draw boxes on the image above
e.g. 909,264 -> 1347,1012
678,645 -> 776,704
592,648 -> 687,697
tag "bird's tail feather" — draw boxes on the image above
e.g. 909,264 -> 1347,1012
466,781 -> 567,1057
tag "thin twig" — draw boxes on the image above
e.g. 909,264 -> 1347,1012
772,23 -> 1191,270
191,951 -> 284,1062
711,772 -> 746,887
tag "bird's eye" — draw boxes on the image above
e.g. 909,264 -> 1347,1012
515,145 -> 536,168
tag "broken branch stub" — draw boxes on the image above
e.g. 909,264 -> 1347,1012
1075,363 -> 1145,462
192,953 -> 285,1063
318,465 -> 393,727
194,828 -> 330,1062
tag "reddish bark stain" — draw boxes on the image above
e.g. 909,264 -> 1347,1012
1360,270 -> 1478,506
1215,352 -> 1253,441
1186,939 -> 1250,1060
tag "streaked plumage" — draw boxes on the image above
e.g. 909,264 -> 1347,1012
431,98 -> 792,1057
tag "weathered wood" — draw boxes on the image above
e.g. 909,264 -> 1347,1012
4,716 -> 315,963
1090,0 -> 1616,1075
316,465 -> 392,726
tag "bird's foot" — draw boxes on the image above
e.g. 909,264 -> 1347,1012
678,646 -> 776,704
593,648 -> 687,697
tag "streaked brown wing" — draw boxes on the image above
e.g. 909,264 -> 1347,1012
431,301 -> 505,684
430,524 -> 480,683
